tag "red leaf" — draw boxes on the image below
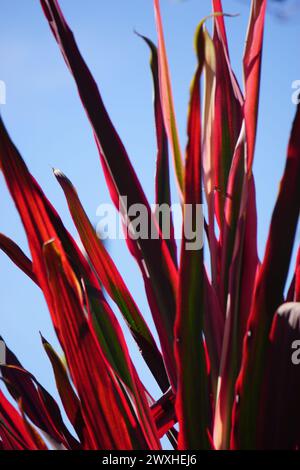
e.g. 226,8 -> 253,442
243,0 -> 267,170
174,22 -> 211,450
0,118 -> 160,449
54,169 -> 169,393
41,335 -> 86,444
138,34 -> 177,266
151,389 -> 176,438
1,341 -> 79,449
259,303 -> 300,449
0,390 -> 45,450
43,239 -> 161,450
40,0 -> 178,388
231,104 -> 300,449
294,247 -> 300,301
0,233 -> 37,284
153,0 -> 184,195
212,3 -> 244,231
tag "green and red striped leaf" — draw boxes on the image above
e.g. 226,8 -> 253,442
43,239 -> 160,450
41,336 -> 86,443
0,117 -> 145,395
174,21 -> 211,450
0,116 -> 160,449
138,34 -> 177,266
40,0 -> 178,388
153,0 -> 184,196
54,169 -> 169,392
212,3 -> 244,232
231,104 -> 300,449
243,0 -> 267,170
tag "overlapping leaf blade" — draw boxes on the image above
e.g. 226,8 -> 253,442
232,104 -> 300,449
0,115 -> 160,449
243,0 -> 267,170
153,0 -> 184,196
0,340 -> 79,449
0,233 -> 37,284
174,22 -> 211,450
0,390 -> 46,450
211,2 -> 244,232
41,336 -> 86,443
40,0 -> 178,388
54,169 -> 169,392
258,302 -> 300,449
43,239 -> 160,450
138,34 -> 177,266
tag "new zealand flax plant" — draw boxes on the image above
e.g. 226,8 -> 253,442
0,0 -> 299,450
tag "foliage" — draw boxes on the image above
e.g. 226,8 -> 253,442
0,0 -> 299,450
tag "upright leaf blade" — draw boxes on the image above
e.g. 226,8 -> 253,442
54,169 -> 169,392
0,117 -> 144,396
43,240 -> 161,450
40,0 -> 178,388
153,0 -> 184,196
174,22 -> 211,450
258,302 -> 300,449
243,0 -> 267,170
231,104 -> 300,449
138,34 -> 177,265
41,336 -> 86,444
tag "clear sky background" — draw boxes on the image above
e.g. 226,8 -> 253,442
0,0 -> 299,444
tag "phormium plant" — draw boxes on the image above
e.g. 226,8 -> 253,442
0,0 -> 299,450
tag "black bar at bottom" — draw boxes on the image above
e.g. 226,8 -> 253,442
0,450 -> 300,467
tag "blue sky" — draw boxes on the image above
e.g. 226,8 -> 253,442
0,0 -> 299,441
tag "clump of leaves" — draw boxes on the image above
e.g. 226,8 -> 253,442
0,0 -> 299,450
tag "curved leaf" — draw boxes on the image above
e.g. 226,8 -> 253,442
174,21 -> 211,450
153,0 -> 184,196
40,0 -> 178,388
232,104 -> 300,449
54,169 -> 169,392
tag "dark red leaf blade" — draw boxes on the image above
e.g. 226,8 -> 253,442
257,302 -> 300,449
174,22 -> 211,450
0,116 -> 160,449
43,239 -> 161,450
294,247 -> 300,301
212,0 -> 229,55
41,335 -> 87,444
0,117 -> 138,394
153,0 -> 184,196
0,233 -> 37,284
40,0 -> 178,388
231,104 -> 300,449
138,34 -> 177,266
54,169 -> 169,393
214,171 -> 259,449
0,390 -> 45,450
243,0 -> 267,170
1,340 -> 80,449
212,3 -> 244,232
150,389 -> 176,438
